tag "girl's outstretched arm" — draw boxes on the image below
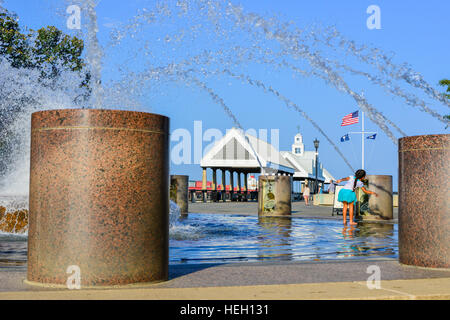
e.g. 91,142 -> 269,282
335,177 -> 350,184
362,187 -> 378,197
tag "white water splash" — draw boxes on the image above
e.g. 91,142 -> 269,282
112,0 -> 447,137
0,58 -> 87,195
169,200 -> 203,240
0,195 -> 28,213
1,0 -> 448,200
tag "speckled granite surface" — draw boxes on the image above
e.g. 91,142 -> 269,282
366,175 -> 393,220
258,176 -> 292,216
28,109 -> 170,286
398,134 -> 449,268
170,175 -> 189,214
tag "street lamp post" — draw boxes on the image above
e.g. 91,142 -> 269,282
313,138 -> 320,194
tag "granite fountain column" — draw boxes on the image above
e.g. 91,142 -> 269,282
258,175 -> 292,216
398,134 -> 449,269
27,109 -> 170,287
365,175 -> 393,220
170,175 -> 189,215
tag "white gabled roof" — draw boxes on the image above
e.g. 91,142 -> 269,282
200,127 -> 295,174
280,152 -> 309,177
200,128 -> 336,180
281,151 -> 326,181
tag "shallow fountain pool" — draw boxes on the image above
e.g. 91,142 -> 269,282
170,214 -> 398,264
0,213 -> 397,268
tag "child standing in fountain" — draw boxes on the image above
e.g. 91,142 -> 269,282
303,185 -> 310,206
335,169 -> 378,225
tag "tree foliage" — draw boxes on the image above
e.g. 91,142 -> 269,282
439,79 -> 450,121
0,11 -> 30,68
0,9 -> 88,82
439,79 -> 450,127
439,79 -> 450,99
0,9 -> 90,177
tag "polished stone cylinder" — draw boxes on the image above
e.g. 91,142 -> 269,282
366,175 -> 393,220
27,109 -> 170,286
258,175 -> 292,216
398,134 -> 450,269
170,175 -> 189,215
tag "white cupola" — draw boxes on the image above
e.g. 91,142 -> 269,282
292,131 -> 304,156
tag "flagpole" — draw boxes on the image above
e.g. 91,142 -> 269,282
343,109 -> 377,170
362,111 -> 365,170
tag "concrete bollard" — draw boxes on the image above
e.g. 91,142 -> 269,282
27,109 -> 170,287
366,175 -> 393,220
170,175 -> 189,215
398,134 -> 450,269
258,175 -> 292,216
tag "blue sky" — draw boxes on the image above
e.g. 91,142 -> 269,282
3,0 -> 449,191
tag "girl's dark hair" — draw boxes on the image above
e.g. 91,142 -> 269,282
353,169 -> 366,191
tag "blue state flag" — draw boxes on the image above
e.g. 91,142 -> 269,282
340,134 -> 350,142
367,134 -> 377,140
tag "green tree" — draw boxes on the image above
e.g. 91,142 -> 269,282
439,79 -> 450,99
0,9 -> 90,176
1,9 -> 91,115
0,9 -> 88,82
439,79 -> 450,126
32,26 -> 86,78
0,10 -> 32,68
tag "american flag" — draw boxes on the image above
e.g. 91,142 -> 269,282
341,111 -> 359,126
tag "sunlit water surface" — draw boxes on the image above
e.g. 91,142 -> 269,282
170,214 -> 397,264
0,213 -> 397,268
